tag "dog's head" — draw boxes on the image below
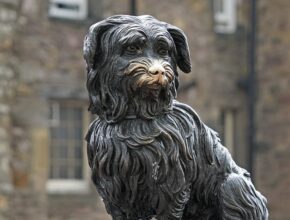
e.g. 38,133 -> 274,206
84,15 -> 191,122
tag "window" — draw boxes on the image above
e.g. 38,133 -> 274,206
48,0 -> 88,20
213,0 -> 237,34
221,109 -> 236,155
47,101 -> 90,194
48,102 -> 60,127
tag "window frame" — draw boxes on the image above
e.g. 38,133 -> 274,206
48,0 -> 88,21
213,0 -> 237,34
46,100 -> 91,194
221,108 -> 236,156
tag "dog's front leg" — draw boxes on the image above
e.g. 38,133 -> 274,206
101,199 -> 127,220
157,215 -> 182,220
157,209 -> 184,220
156,188 -> 190,220
111,215 -> 126,220
110,211 -> 127,220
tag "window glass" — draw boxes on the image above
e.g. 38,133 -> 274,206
49,104 -> 84,180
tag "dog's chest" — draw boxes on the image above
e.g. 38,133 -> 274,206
88,107 -> 198,207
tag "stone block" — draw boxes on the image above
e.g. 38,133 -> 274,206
0,195 -> 8,211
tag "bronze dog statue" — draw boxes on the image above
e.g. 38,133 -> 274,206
84,15 -> 268,220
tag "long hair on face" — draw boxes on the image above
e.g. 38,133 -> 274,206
83,15 -> 191,123
122,57 -> 176,119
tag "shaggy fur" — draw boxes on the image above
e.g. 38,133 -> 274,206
84,15 -> 268,220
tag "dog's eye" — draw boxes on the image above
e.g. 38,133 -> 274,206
126,45 -> 141,53
158,48 -> 169,56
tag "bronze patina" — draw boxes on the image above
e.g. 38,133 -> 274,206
83,15 -> 268,220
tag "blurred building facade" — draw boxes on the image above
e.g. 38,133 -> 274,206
0,0 -> 289,219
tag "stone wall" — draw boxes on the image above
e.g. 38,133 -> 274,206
0,0 -> 21,219
5,0 -> 100,219
1,0 -> 289,219
256,0 -> 290,219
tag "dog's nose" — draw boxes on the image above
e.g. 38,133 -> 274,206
149,64 -> 165,76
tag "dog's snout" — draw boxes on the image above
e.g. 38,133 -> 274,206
149,64 -> 165,76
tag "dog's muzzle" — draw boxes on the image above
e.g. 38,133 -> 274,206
124,59 -> 174,89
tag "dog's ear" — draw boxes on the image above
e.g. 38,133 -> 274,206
84,21 -> 114,115
167,25 -> 191,73
84,21 -> 113,70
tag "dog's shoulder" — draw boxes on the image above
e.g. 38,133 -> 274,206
171,101 -> 244,174
172,100 -> 223,165
85,117 -> 100,141
172,100 -> 203,126
172,100 -> 220,140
